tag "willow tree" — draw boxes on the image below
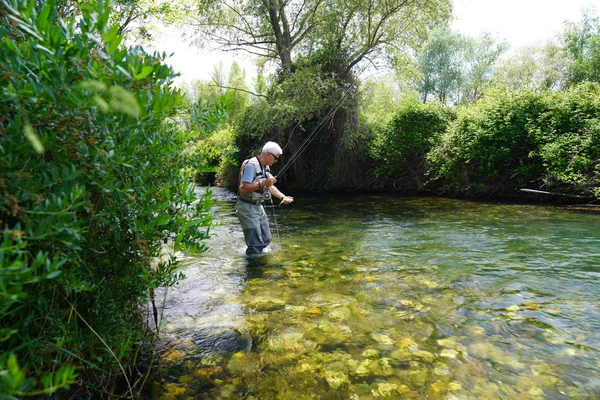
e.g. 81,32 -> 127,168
191,0 -> 450,77
189,0 -> 452,189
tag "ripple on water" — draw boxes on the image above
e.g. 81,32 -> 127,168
151,191 -> 600,399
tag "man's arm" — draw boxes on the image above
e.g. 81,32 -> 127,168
270,185 -> 294,205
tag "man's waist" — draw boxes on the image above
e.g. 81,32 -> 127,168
238,196 -> 263,205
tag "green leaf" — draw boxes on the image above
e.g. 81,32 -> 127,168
135,65 -> 154,80
102,25 -> 119,44
35,44 -> 54,55
24,124 -> 44,154
45,271 -> 61,279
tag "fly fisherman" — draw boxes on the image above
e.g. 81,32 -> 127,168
236,141 -> 294,256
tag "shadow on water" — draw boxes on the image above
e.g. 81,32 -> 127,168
149,188 -> 600,399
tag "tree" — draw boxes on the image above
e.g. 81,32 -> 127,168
563,7 -> 600,85
223,61 -> 250,119
411,28 -> 508,105
189,0 -> 451,79
490,43 -> 568,91
55,0 -> 177,42
460,32 -> 509,103
415,27 -> 464,103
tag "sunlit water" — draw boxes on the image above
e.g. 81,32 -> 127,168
150,188 -> 600,399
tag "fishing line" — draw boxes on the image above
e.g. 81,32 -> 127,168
276,66 -> 371,177
266,66 -> 378,254
267,194 -> 282,258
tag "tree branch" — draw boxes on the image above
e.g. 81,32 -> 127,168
211,83 -> 268,98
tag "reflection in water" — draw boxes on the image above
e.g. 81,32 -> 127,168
151,188 -> 600,399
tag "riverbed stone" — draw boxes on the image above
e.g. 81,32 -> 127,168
325,370 -> 350,389
371,332 -> 395,346
413,350 -> 436,363
362,348 -> 380,358
440,348 -> 458,359
371,382 -> 398,397
398,337 -> 417,348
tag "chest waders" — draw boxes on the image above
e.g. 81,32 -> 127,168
236,157 -> 273,255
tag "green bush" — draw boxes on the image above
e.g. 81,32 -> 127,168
0,0 -> 211,397
183,98 -> 238,185
536,82 -> 600,197
426,83 -> 600,198
427,88 -> 547,195
369,95 -> 454,190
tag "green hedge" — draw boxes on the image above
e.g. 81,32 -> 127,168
369,96 -> 454,190
0,0 -> 211,396
536,82 -> 600,197
426,84 -> 600,197
426,88 -> 546,195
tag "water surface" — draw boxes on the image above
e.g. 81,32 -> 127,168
152,188 -> 600,399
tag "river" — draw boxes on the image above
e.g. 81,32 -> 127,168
150,187 -> 600,399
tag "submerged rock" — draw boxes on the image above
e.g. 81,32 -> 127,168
253,297 -> 287,311
192,328 -> 252,356
413,350 -> 436,363
371,382 -> 398,397
371,333 -> 395,346
361,348 -> 380,358
325,370 -> 350,389
397,337 -> 417,349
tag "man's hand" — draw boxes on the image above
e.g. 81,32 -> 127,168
262,176 -> 277,187
281,195 -> 294,205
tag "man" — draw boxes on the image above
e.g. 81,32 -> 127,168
236,141 -> 294,256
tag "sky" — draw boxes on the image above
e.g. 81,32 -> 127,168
451,0 -> 598,48
153,0 -> 599,85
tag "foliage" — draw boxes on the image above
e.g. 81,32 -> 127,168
55,0 -> 179,42
563,7 -> 600,85
189,0 -> 452,77
0,0 -> 212,396
427,88 -> 547,195
180,66 -> 245,186
222,61 -> 250,121
426,83 -> 600,198
233,65 -> 357,190
369,95 -> 454,190
490,43 -> 568,92
535,82 -> 600,197
413,27 -> 508,105
415,27 -> 464,104
358,74 -> 412,132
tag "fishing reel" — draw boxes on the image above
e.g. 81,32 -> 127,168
261,189 -> 272,201
261,172 -> 274,200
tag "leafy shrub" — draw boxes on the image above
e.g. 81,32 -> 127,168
182,98 -> 239,185
535,82 -> 600,197
369,95 -> 454,190
0,0 -> 211,396
427,88 -> 547,195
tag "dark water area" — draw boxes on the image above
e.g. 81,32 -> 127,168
151,187 -> 600,399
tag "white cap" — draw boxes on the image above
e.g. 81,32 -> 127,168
262,141 -> 283,156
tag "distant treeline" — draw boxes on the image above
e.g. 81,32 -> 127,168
369,83 -> 600,199
188,8 -> 599,201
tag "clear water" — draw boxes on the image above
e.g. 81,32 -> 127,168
151,188 -> 600,399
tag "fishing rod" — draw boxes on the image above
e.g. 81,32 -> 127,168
264,67 -> 375,254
